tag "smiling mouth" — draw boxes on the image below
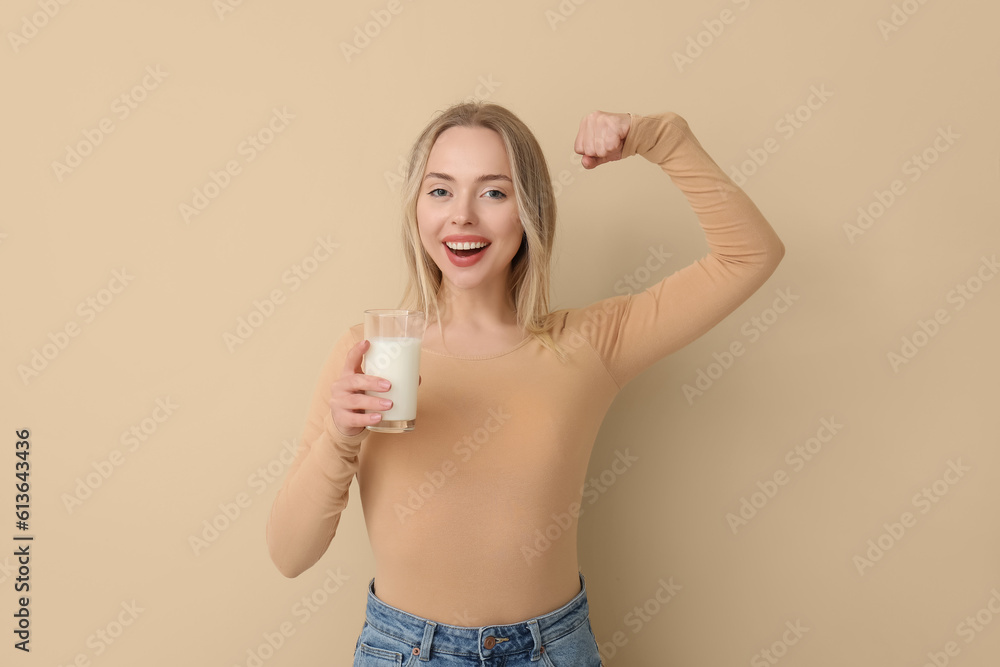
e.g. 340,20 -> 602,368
445,244 -> 490,257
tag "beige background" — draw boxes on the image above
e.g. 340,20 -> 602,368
3,0 -> 999,665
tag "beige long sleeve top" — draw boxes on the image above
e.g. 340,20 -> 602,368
265,111 -> 786,626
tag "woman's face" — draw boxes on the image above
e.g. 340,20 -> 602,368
416,125 -> 523,296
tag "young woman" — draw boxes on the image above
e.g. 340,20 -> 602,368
266,101 -> 785,666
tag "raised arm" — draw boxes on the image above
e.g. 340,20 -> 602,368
265,327 -> 369,578
567,110 -> 786,390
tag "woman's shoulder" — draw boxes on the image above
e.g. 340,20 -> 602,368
554,292 -> 629,326
546,294 -> 629,340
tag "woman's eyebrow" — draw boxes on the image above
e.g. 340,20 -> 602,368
423,172 -> 512,183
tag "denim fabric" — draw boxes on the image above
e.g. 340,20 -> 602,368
353,571 -> 603,666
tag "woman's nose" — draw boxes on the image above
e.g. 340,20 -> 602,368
450,193 -> 477,224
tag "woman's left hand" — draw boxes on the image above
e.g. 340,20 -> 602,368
574,111 -> 632,169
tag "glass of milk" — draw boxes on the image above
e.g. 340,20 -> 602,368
363,309 -> 426,432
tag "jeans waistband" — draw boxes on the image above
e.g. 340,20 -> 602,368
363,571 -> 591,661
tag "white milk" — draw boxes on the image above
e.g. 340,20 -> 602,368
364,336 -> 422,421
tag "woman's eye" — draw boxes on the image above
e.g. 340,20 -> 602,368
426,188 -> 505,199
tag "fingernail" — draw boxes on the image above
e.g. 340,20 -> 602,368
379,380 -> 390,390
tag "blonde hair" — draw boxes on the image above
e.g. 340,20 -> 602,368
396,101 -> 570,362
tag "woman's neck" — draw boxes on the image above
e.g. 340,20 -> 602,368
434,289 -> 519,332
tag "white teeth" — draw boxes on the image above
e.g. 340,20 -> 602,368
445,241 -> 489,250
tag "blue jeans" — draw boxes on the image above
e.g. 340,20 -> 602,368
353,571 -> 603,666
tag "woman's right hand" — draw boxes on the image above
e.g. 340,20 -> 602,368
328,339 -> 421,437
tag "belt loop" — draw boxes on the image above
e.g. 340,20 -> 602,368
419,621 -> 436,661
527,619 -> 543,661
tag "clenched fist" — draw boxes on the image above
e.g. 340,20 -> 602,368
574,111 -> 632,169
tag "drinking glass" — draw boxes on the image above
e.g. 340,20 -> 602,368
363,310 -> 425,432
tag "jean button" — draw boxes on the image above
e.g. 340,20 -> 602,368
484,636 -> 496,649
